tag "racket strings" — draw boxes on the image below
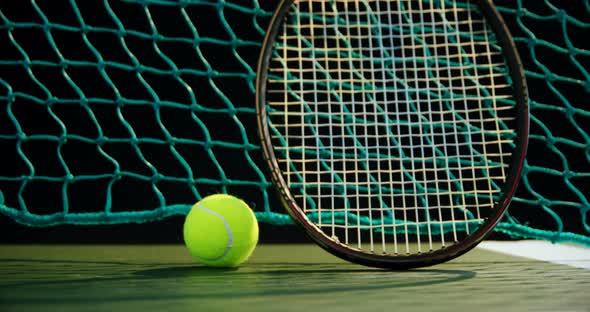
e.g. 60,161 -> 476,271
266,0 -> 517,255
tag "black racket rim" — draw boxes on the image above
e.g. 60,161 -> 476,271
256,0 -> 529,269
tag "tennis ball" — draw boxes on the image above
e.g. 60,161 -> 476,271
183,194 -> 259,267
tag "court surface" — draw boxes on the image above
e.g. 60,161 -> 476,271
1,242 -> 589,312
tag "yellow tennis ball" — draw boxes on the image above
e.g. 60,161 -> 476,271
183,194 -> 259,267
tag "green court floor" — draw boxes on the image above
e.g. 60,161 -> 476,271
0,244 -> 588,312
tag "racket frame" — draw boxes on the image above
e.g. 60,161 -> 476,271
256,0 -> 529,269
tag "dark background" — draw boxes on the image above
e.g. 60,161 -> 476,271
1,216 -> 310,244
0,0 -> 588,244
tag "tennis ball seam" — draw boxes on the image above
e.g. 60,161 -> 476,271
195,203 -> 234,261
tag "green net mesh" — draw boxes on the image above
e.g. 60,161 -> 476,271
0,0 -> 588,246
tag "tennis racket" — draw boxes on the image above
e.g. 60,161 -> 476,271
256,0 -> 528,269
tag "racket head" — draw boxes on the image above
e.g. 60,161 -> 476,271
256,0 -> 529,269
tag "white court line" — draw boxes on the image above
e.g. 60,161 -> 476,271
479,240 -> 590,270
